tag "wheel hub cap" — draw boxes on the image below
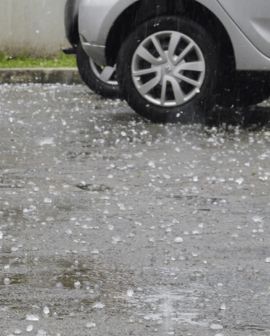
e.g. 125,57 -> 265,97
131,31 -> 206,107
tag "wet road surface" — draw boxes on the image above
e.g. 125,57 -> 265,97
1,84 -> 270,336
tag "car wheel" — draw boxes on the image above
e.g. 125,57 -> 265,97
76,43 -> 121,99
117,16 -> 218,123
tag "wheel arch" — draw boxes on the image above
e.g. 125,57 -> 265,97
105,0 -> 236,73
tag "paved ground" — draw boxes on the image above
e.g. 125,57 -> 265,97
0,84 -> 270,336
0,68 -> 82,85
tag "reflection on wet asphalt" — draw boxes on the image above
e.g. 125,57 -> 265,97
0,84 -> 270,336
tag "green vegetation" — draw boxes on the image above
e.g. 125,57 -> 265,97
0,52 -> 76,68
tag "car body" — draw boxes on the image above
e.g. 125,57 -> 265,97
78,0 -> 270,122
79,0 -> 270,71
64,0 -> 80,49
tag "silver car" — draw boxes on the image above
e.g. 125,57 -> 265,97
79,0 -> 270,122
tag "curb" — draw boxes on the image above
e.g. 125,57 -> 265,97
0,68 -> 83,85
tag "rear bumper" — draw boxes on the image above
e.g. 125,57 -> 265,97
64,0 -> 80,46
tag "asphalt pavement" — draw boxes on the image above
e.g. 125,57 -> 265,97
1,84 -> 270,336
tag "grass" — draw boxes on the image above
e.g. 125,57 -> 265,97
0,52 -> 76,68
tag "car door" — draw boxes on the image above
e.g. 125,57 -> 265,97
218,0 -> 270,58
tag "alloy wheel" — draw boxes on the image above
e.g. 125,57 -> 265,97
89,59 -> 118,86
131,31 -> 206,107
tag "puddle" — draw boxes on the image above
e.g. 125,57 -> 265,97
76,183 -> 112,192
128,287 -> 209,329
234,324 -> 270,332
0,207 -> 24,221
0,256 -> 211,329
1,273 -> 28,286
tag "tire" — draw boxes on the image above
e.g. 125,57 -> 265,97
76,43 -> 121,99
117,16 -> 218,123
217,72 -> 270,108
